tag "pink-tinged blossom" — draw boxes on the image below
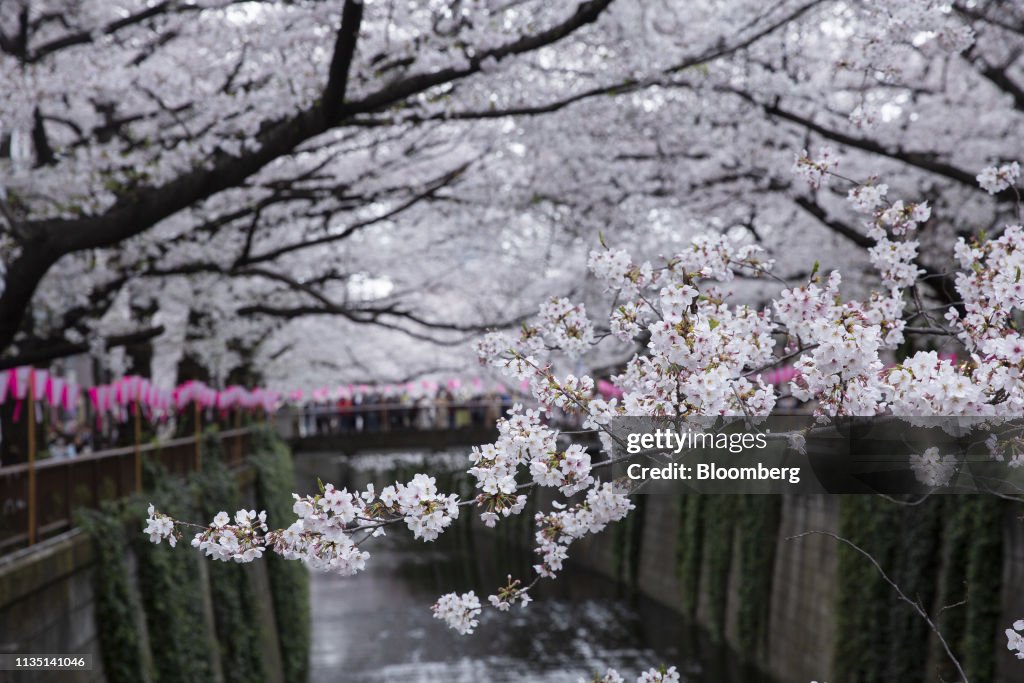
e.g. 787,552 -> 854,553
847,183 -> 888,213
977,162 -> 1020,194
792,146 -> 837,189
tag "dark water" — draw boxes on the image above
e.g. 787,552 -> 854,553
301,451 -> 773,683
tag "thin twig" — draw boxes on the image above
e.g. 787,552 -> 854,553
788,530 -> 969,683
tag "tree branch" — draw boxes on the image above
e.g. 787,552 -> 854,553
323,0 -> 365,121
748,94 -> 1012,201
240,160 -> 472,265
0,325 -> 165,370
0,0 -> 617,354
792,194 -> 961,306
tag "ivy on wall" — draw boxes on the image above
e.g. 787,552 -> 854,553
835,496 -> 884,682
959,495 -> 1003,683
250,428 -> 312,683
735,495 -> 782,655
676,494 -> 705,617
835,495 -> 1004,683
702,495 -> 736,639
674,495 -> 781,648
77,428 -> 312,683
77,505 -> 151,683
613,493 -> 647,590
130,466 -> 218,683
884,497 -> 943,682
197,434 -> 267,683
934,496 -> 970,683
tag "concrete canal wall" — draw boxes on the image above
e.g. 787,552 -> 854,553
573,494 -> 1024,683
0,485 -> 285,683
0,433 -> 306,683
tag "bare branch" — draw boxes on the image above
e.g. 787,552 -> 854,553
788,530 -> 969,683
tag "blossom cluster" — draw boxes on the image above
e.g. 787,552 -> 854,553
271,484 -> 373,575
467,405 -> 547,525
533,483 -> 634,579
908,447 -> 958,488
985,434 -> 1024,469
1008,620 -> 1024,659
950,227 -> 1024,349
481,232 -> 782,430
977,162 -> 1021,195
587,666 -> 680,683
143,504 -> 177,547
884,352 -> 993,416
597,241 -> 775,418
192,508 -> 268,563
792,146 -> 837,189
147,473 -> 461,580
784,157 -> 1024,416
379,475 -> 461,542
462,158 -> 1024,640
538,297 -> 596,358
866,200 -> 931,239
457,155 -> 1024,646
487,575 -> 533,611
845,178 -> 929,291
776,271 -> 891,416
839,1 -> 973,83
431,591 -> 482,635
847,182 -> 888,213
868,239 -> 923,289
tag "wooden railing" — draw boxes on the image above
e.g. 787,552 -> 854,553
0,428 -> 250,553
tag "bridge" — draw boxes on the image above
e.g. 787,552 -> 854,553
290,425 -> 498,454
277,401 -> 503,455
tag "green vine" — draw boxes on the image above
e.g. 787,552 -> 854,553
613,493 -> 647,589
834,495 -> 1002,683
76,505 -> 151,683
250,428 -> 311,683
676,494 -> 705,617
628,495 -> 648,589
197,434 -> 266,683
884,497 -> 943,682
960,495 -> 1003,683
735,495 -> 782,655
836,496 -> 883,683
702,495 -> 736,639
130,464 -> 217,683
934,496 -> 970,683
68,429 -> 312,683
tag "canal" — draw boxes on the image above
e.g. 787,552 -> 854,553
300,449 -> 774,682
